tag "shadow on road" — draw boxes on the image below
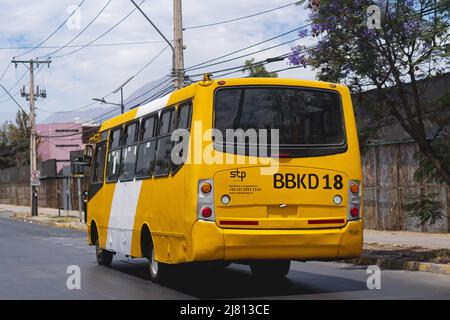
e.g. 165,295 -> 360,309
109,258 -> 367,299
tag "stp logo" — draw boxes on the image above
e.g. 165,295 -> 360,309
230,169 -> 246,181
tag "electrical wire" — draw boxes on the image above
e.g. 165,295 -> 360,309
13,0 -> 87,58
0,70 -> 27,101
0,63 -> 11,83
38,0 -> 113,59
0,40 -> 166,50
185,24 -> 311,71
0,64 -> 45,103
39,45 -> 170,114
125,76 -> 173,108
52,0 -> 147,59
184,1 -> 300,30
185,35 -> 308,73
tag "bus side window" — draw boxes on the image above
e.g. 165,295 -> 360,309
176,102 -> 192,129
135,115 -> 158,179
154,108 -> 175,177
119,121 -> 139,181
92,141 -> 106,184
106,127 -> 122,182
171,102 -> 192,173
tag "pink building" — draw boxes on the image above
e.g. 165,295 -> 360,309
37,122 -> 99,173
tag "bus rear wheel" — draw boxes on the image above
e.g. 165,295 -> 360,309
95,241 -> 113,267
148,245 -> 170,283
250,260 -> 291,279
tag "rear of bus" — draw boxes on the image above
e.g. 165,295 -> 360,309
190,78 -> 363,276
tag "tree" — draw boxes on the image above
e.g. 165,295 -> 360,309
289,0 -> 450,185
0,110 -> 30,169
242,58 -> 278,77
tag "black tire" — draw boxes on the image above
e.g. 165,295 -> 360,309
95,241 -> 113,267
250,260 -> 291,279
148,243 -> 170,284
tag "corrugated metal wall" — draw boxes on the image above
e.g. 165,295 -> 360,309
0,165 -> 88,212
362,141 -> 449,232
1,142 -> 449,232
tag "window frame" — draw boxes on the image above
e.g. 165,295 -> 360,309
135,112 -> 160,180
106,125 -> 123,183
212,85 -> 348,158
90,140 -> 107,185
154,107 -> 176,178
118,120 -> 140,182
170,101 -> 193,174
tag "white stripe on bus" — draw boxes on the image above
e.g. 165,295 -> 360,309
106,180 -> 142,255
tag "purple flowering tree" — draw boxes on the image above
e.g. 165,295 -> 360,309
290,0 -> 450,185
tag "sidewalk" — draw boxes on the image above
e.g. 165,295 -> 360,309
364,229 -> 450,249
349,229 -> 450,276
0,204 -> 86,231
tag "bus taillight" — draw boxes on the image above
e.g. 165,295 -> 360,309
350,207 -> 359,218
201,207 -> 212,218
197,179 -> 215,222
348,180 -> 361,220
201,182 -> 212,194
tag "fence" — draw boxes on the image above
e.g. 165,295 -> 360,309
0,145 -> 449,232
362,141 -> 449,232
0,165 -> 88,212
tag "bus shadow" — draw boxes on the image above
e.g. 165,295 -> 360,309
111,259 -> 368,299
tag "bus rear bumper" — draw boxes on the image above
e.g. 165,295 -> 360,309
191,219 -> 363,261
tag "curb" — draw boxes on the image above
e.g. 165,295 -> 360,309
11,214 -> 87,232
348,256 -> 450,276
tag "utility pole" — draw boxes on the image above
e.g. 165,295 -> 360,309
11,58 -> 51,217
173,0 -> 185,90
130,0 -> 185,90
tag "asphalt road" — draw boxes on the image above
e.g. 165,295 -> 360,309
0,214 -> 449,300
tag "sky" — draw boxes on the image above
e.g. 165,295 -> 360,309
0,0 -> 316,125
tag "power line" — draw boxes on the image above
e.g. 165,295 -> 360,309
0,84 -> 26,113
52,0 -> 147,59
39,45 -> 170,114
185,24 -> 311,71
187,52 -> 291,78
264,65 -> 304,74
38,101 -> 97,114
13,0 -> 87,58
184,1 -> 300,30
0,70 -> 28,102
189,44 -> 316,79
129,44 -> 170,79
0,63 -> 12,83
0,40 -> 165,50
126,76 -> 173,108
39,0 -> 113,59
185,36 -> 307,73
0,64 -> 45,103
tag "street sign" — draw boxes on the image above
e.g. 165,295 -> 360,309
31,170 -> 40,186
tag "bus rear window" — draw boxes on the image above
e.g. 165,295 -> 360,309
214,87 -> 346,149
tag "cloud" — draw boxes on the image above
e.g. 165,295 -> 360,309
0,0 -> 315,124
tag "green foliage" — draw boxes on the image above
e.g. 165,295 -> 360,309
242,59 -> 278,78
414,92 -> 450,184
0,110 -> 30,169
293,0 -> 450,185
405,192 -> 443,227
414,135 -> 450,184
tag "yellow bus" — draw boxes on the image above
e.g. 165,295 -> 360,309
85,77 -> 363,283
